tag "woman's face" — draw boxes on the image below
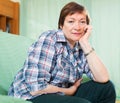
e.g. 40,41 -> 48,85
61,12 -> 87,47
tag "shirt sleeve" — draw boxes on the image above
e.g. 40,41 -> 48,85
23,31 -> 56,93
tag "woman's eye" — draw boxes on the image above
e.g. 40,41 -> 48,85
80,21 -> 86,24
68,21 -> 74,23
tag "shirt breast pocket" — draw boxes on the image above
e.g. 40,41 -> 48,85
56,56 -> 74,80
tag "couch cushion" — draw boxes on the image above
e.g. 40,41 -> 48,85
0,95 -> 31,103
0,85 -> 7,95
0,32 -> 34,94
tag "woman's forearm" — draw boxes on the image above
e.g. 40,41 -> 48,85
30,85 -> 59,96
80,41 -> 109,83
30,84 -> 76,96
30,79 -> 82,96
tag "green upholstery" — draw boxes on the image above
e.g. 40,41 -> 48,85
0,32 -> 34,103
0,95 -> 31,103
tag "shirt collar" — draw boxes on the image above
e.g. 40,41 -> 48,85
56,29 -> 66,42
56,29 -> 82,50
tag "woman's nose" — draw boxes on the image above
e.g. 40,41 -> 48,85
74,23 -> 81,30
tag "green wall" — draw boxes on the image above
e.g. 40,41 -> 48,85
91,0 -> 120,99
20,0 -> 120,99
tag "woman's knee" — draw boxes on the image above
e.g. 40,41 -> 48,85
95,80 -> 116,99
104,80 -> 116,97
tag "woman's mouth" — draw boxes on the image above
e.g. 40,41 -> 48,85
73,33 -> 81,36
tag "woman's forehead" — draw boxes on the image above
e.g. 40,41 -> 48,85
66,12 -> 87,19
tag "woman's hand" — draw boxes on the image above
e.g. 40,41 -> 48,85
79,25 -> 93,54
66,78 -> 83,95
79,25 -> 92,43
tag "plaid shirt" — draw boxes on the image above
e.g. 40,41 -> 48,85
8,29 -> 93,100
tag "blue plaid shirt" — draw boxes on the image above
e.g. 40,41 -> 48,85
8,29 -> 93,100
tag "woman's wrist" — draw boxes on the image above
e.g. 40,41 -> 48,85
79,40 -> 92,54
84,48 -> 94,57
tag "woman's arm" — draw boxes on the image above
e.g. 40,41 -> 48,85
30,78 -> 82,96
79,25 -> 109,83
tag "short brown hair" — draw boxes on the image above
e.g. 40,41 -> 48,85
58,2 -> 90,29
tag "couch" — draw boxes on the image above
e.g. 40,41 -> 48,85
0,32 -> 34,103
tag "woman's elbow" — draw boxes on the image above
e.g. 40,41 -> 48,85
94,76 -> 109,83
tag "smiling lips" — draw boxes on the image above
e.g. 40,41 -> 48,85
73,32 -> 82,36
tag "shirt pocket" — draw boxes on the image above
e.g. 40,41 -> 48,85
57,56 -> 76,82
